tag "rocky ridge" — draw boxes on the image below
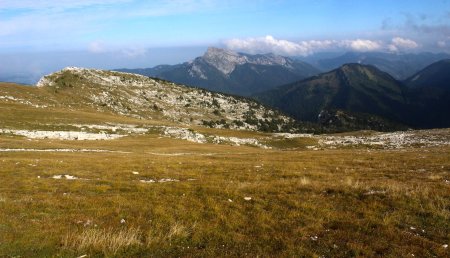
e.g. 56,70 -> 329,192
36,67 -> 298,132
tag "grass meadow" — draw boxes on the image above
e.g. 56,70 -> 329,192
0,133 -> 448,257
0,83 -> 448,257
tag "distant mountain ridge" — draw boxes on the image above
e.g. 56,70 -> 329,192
316,51 -> 450,80
116,47 -> 320,96
254,61 -> 450,131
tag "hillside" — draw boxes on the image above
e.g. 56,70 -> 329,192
116,47 -> 320,96
255,64 -> 410,131
405,59 -> 450,90
32,67 -> 300,133
404,59 -> 450,128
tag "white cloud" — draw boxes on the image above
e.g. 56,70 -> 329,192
342,39 -> 382,52
225,36 -> 384,56
388,37 -> 419,52
224,35 -> 427,56
225,36 -> 344,56
392,37 -> 418,49
226,35 -> 310,56
437,40 -> 446,48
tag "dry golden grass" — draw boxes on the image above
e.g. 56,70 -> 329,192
0,87 -> 449,257
63,227 -> 142,255
0,136 -> 448,257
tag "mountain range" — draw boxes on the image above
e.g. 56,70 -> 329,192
1,48 -> 449,133
117,47 -> 320,96
254,60 -> 450,131
117,48 -> 449,97
117,47 -> 450,131
314,51 -> 450,80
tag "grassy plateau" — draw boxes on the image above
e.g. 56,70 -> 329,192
0,81 -> 449,257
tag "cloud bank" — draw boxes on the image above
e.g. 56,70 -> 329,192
224,35 -> 419,56
388,37 -> 419,52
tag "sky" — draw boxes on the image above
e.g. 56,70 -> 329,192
0,0 -> 449,82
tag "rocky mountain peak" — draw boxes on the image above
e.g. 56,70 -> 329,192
204,47 -> 238,58
247,53 -> 291,67
202,47 -> 248,75
201,47 -> 294,76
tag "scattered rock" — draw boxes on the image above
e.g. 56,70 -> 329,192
158,178 -> 180,183
317,130 -> 450,149
139,178 -> 186,183
52,174 -> 83,180
0,148 -> 128,153
163,127 -> 207,143
0,129 -> 124,140
140,179 -> 156,183
212,135 -> 270,148
364,190 -> 387,195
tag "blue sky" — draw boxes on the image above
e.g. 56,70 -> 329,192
0,0 -> 449,81
1,0 -> 449,52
